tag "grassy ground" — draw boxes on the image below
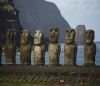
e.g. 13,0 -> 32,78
0,65 -> 100,86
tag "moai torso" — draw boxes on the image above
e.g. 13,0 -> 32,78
5,29 -> 16,64
48,28 -> 60,66
20,30 -> 31,64
48,43 -> 60,65
33,30 -> 45,65
84,30 -> 96,65
64,29 -> 77,65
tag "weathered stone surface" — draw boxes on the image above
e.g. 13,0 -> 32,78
0,0 -> 22,47
33,30 -> 45,65
34,45 -> 45,65
0,0 -> 16,21
20,30 -> 31,64
75,25 -> 86,45
48,43 -> 60,65
48,28 -> 60,66
5,29 -> 16,64
84,30 -> 96,65
64,29 -> 77,65
0,0 -> 16,32
49,28 -> 59,43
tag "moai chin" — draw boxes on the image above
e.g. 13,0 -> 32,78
84,30 -> 96,66
20,30 -> 31,65
64,29 -> 77,65
48,28 -> 60,66
33,30 -> 45,65
5,29 -> 16,64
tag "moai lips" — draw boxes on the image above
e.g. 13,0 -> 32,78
48,28 -> 60,66
64,29 -> 77,65
5,29 -> 16,64
20,30 -> 31,65
84,30 -> 96,66
33,30 -> 45,65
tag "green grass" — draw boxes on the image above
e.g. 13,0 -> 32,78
0,65 -> 100,86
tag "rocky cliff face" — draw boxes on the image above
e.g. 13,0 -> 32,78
0,0 -> 22,46
13,0 -> 70,43
75,25 -> 86,45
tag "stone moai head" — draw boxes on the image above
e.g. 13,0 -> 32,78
6,29 -> 15,43
65,29 -> 75,44
21,30 -> 29,45
34,30 -> 43,45
86,30 -> 94,44
50,28 -> 59,43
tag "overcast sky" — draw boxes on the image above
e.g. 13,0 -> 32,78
46,0 -> 100,41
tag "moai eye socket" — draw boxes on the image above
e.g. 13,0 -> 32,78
66,30 -> 69,33
55,28 -> 58,32
50,29 -> 53,32
35,31 -> 37,34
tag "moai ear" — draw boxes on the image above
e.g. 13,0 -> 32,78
50,28 -> 53,32
55,28 -> 59,34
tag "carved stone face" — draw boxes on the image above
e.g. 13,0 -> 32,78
6,29 -> 15,43
65,29 -> 75,44
34,30 -> 43,45
86,30 -> 94,44
50,28 -> 59,43
21,30 -> 29,45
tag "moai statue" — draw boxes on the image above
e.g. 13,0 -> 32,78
0,34 -> 2,64
48,28 -> 60,66
64,29 -> 77,65
20,30 -> 31,65
33,30 -> 45,65
5,29 -> 16,64
84,30 -> 96,66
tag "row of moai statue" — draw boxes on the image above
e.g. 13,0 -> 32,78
0,28 -> 96,66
